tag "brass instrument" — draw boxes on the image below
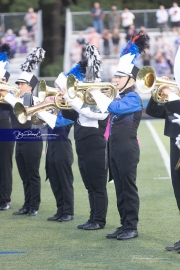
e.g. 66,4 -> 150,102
67,74 -> 117,105
136,66 -> 179,103
0,80 -> 20,103
38,80 -> 72,109
14,101 -> 59,125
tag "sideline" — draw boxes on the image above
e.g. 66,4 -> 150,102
145,120 -> 171,178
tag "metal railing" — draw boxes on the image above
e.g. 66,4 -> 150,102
71,9 -> 168,31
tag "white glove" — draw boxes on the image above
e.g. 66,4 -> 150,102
89,88 -> 112,113
55,72 -> 67,90
175,134 -> 180,149
172,113 -> 180,125
80,107 -> 108,120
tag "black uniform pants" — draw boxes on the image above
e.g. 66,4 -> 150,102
46,140 -> 74,216
170,137 -> 180,211
75,135 -> 108,228
15,141 -> 43,210
0,119 -> 14,204
109,137 -> 139,231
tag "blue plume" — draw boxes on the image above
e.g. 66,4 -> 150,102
0,51 -> 8,62
120,42 -> 139,64
65,63 -> 85,81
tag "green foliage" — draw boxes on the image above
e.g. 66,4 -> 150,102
9,0 -> 40,12
41,55 -> 64,77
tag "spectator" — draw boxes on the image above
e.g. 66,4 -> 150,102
108,6 -> 121,32
24,7 -> 37,33
141,48 -> 151,66
169,2 -> 180,34
87,27 -> 100,49
0,25 -> 4,40
139,26 -> 150,48
125,24 -> 137,42
70,42 -> 82,65
19,41 -> 28,54
19,25 -> 29,43
102,28 -> 111,56
154,52 -> 171,75
156,5 -> 169,33
90,2 -> 105,35
28,23 -> 37,48
111,28 -> 120,55
76,31 -> 86,46
3,29 -> 17,58
121,8 -> 135,34
174,33 -> 180,52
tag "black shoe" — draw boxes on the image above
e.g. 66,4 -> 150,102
165,240 -> 180,251
58,214 -> 73,222
0,202 -> 11,210
106,227 -> 124,239
47,213 -> 62,221
13,207 -> 29,215
117,230 -> 138,240
27,209 -> 38,216
83,222 -> 103,230
77,221 -> 91,229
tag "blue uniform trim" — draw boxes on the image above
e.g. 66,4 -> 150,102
55,112 -> 74,127
108,92 -> 142,115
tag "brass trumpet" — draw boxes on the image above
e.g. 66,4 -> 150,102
0,80 -> 20,103
14,101 -> 59,125
67,74 -> 117,105
136,66 -> 179,103
38,80 -> 72,109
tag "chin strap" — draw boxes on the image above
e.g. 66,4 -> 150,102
119,76 -> 131,93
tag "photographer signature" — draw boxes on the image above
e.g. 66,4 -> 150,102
13,130 -> 58,139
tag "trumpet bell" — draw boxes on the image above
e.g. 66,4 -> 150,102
14,101 -> 59,125
136,66 -> 156,93
38,79 -> 72,109
38,80 -> 47,103
14,102 -> 27,124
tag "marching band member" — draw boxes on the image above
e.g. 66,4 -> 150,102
88,33 -> 148,240
0,44 -> 14,211
147,46 -> 180,252
44,110 -> 75,222
56,44 -> 109,230
0,47 -> 45,216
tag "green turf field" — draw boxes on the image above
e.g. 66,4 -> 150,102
1,119 -> 180,270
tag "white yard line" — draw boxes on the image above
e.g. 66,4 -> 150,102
145,120 -> 171,179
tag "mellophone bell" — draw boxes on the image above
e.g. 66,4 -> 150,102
136,65 -> 179,103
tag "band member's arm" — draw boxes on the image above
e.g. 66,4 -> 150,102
146,97 -> 166,118
107,93 -> 142,114
62,89 -> 109,120
89,89 -> 141,115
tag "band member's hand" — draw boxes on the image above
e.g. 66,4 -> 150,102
161,87 -> 172,96
44,96 -> 54,103
60,87 -> 67,96
0,90 -> 8,97
172,113 -> 180,125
